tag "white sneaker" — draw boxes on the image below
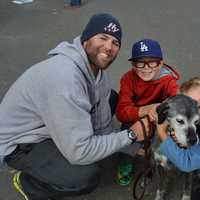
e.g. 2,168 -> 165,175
12,0 -> 33,4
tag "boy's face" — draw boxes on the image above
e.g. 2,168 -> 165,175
132,57 -> 163,81
184,86 -> 200,113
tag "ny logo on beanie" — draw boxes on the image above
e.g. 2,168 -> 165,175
140,42 -> 148,52
104,23 -> 120,33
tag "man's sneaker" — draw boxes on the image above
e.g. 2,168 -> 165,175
115,162 -> 133,186
13,171 -> 30,200
13,171 -> 64,200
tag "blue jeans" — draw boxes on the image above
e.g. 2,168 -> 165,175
5,139 -> 100,200
71,0 -> 81,6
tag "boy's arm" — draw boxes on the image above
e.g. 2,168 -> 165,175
138,103 -> 160,122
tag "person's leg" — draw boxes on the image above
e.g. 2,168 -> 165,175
64,0 -> 81,9
70,0 -> 81,6
5,139 -> 100,200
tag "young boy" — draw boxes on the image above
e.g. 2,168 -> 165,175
115,39 -> 180,185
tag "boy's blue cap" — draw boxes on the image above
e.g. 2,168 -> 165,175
128,39 -> 163,61
81,13 -> 122,46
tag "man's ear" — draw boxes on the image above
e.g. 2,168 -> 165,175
156,102 -> 169,124
82,41 -> 87,49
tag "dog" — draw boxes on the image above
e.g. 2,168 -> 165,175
153,94 -> 200,200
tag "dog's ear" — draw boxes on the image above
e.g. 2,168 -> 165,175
156,102 -> 170,124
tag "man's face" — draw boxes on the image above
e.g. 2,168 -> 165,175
133,57 -> 163,81
83,33 -> 120,75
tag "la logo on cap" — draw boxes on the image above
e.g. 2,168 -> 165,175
140,42 -> 148,52
104,22 -> 119,33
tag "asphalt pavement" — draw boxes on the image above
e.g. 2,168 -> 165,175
1,0 -> 200,199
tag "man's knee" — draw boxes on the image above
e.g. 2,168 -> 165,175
73,164 -> 100,194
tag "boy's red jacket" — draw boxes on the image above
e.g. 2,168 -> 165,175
116,64 -> 180,123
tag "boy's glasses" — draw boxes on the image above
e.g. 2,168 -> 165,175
133,60 -> 161,69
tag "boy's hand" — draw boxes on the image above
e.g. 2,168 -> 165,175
156,123 -> 187,147
139,103 -> 160,122
169,130 -> 187,148
156,122 -> 169,141
130,117 -> 149,141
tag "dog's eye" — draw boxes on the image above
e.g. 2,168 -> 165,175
176,119 -> 184,124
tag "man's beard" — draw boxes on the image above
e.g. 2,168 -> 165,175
87,52 -> 116,71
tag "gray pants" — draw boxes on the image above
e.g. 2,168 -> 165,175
5,139 -> 100,200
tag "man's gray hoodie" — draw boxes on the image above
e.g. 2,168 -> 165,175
0,37 -> 131,165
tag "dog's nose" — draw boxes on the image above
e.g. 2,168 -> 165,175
188,127 -> 197,145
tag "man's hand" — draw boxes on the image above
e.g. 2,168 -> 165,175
129,117 -> 149,141
139,103 -> 160,122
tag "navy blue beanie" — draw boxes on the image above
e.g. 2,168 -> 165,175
81,13 -> 122,46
